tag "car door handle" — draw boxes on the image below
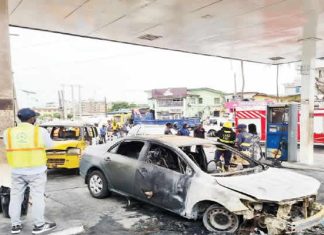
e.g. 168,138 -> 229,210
104,156 -> 111,162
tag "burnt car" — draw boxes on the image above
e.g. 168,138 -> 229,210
80,135 -> 324,234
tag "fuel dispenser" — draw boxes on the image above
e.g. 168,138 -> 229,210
266,104 -> 298,161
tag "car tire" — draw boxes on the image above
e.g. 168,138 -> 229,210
88,170 -> 111,199
203,204 -> 239,233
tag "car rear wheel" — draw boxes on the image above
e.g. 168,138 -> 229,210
88,170 -> 111,198
203,204 -> 239,233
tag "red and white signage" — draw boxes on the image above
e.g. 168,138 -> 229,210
227,102 -> 324,145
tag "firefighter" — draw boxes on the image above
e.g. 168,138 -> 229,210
236,124 -> 253,152
3,108 -> 56,234
215,121 -> 236,171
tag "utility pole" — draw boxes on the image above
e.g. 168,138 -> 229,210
78,85 -> 82,119
240,60 -> 245,100
233,72 -> 237,101
276,64 -> 280,102
61,84 -> 67,119
104,97 -> 108,117
71,85 -> 75,120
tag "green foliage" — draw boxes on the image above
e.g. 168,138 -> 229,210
53,113 -> 61,119
110,102 -> 137,111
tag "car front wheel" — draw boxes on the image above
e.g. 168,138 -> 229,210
203,204 -> 240,233
88,170 -> 111,198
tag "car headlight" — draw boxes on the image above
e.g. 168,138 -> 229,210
241,199 -> 263,211
67,148 -> 81,155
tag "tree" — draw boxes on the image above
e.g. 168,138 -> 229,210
110,102 -> 137,111
53,113 -> 61,119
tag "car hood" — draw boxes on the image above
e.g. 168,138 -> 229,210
215,168 -> 320,202
49,140 -> 80,150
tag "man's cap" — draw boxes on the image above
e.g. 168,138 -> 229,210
237,124 -> 247,129
17,108 -> 39,120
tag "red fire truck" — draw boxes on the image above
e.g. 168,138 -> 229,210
225,101 -> 324,145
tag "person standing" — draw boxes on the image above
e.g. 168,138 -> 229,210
107,120 -> 113,141
99,125 -> 107,143
248,123 -> 262,160
194,123 -> 206,138
177,123 -> 190,136
236,124 -> 253,152
3,108 -> 56,234
215,121 -> 236,171
164,123 -> 173,135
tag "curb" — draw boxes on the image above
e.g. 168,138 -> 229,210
49,225 -> 84,235
281,163 -> 324,172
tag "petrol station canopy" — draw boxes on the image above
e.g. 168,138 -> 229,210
7,0 -> 324,64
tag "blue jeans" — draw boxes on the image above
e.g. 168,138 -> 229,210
215,150 -> 232,166
9,172 -> 47,227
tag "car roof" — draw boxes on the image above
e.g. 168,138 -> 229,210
40,120 -> 93,127
125,135 -> 215,147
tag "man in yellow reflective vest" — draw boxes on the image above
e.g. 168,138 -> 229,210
3,108 -> 56,234
215,121 -> 236,171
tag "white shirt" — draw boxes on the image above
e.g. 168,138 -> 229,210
3,123 -> 54,175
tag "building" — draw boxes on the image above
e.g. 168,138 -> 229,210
147,87 -> 224,120
225,91 -> 300,103
253,93 -> 300,102
224,92 -> 259,102
283,77 -> 301,96
34,107 -> 60,117
81,99 -> 111,116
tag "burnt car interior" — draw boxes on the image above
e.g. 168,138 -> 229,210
145,144 -> 188,174
180,146 -> 208,172
116,141 -> 145,159
179,143 -> 261,175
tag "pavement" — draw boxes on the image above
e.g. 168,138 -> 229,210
1,147 -> 324,235
281,146 -> 324,172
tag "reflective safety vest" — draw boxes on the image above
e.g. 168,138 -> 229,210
237,132 -> 253,151
217,128 -> 236,150
5,125 -> 47,168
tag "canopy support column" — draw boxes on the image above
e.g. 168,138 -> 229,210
299,0 -> 319,164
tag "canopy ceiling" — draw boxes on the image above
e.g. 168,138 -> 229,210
8,0 -> 324,64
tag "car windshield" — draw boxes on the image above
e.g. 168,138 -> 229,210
179,143 -> 264,176
49,126 -> 81,141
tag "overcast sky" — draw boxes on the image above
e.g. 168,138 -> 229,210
9,27 -> 300,108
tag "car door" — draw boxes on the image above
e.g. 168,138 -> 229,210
134,142 -> 193,213
103,140 -> 146,195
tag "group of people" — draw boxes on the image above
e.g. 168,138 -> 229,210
215,121 -> 260,171
99,120 -> 130,143
164,122 -> 206,138
164,121 -> 260,171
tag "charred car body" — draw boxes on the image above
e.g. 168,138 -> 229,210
80,135 -> 324,234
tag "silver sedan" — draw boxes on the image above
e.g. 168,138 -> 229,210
80,135 -> 324,234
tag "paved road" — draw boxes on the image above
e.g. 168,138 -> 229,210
1,149 -> 324,234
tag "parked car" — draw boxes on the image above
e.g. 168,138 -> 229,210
128,124 -> 177,136
40,121 -> 98,170
80,135 -> 324,234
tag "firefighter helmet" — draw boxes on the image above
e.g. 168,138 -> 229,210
223,121 -> 232,129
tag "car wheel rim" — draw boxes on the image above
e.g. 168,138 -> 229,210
89,175 -> 103,194
207,208 -> 239,231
